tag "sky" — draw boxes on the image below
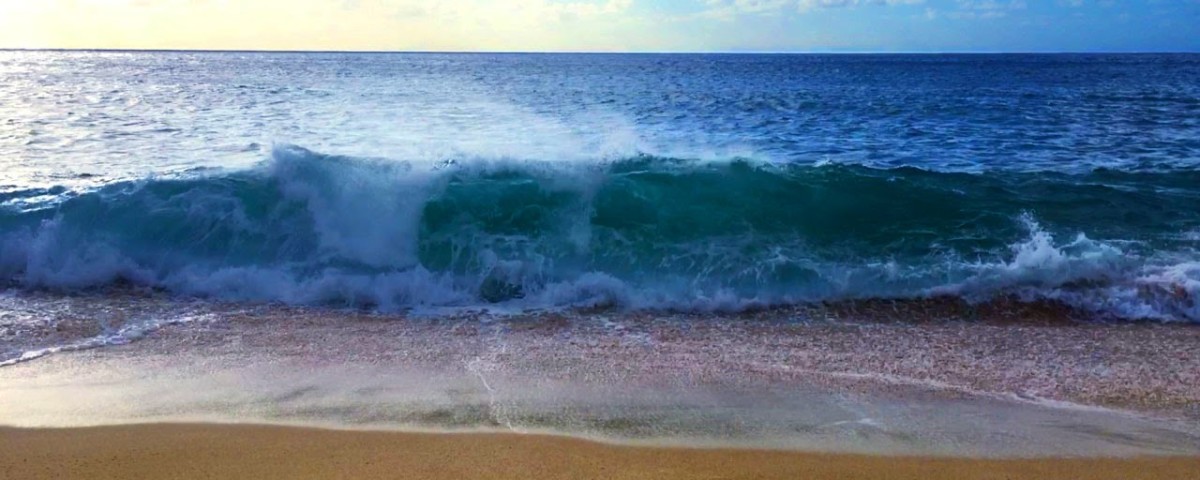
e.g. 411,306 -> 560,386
0,0 -> 1197,52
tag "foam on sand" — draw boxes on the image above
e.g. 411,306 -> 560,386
2,302 -> 1198,458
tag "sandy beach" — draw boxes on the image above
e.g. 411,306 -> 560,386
4,19 -> 1200,480
4,295 -> 1200,477
2,423 -> 1198,480
5,297 -> 1200,457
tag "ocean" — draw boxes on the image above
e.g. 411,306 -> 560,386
3,52 -> 1199,318
2,51 -> 1200,455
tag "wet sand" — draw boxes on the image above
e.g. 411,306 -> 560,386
4,298 -> 1200,457
4,293 -> 1200,467
2,424 -> 1198,480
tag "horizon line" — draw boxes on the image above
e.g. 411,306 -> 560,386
1,48 -> 1197,55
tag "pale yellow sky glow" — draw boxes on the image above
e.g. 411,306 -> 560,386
0,0 -> 656,51
5,1 -> 1193,53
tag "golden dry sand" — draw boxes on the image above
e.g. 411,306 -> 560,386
2,424 -> 1198,480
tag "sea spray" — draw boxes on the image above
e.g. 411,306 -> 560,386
1,145 -> 1198,321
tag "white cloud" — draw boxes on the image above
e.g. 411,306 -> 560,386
797,0 -> 925,12
949,0 -> 1026,19
367,0 -> 634,22
699,0 -> 924,19
698,0 -> 790,19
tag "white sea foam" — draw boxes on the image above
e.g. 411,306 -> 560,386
0,313 -> 214,368
0,145 -> 1197,321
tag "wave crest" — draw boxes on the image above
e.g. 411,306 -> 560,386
0,145 -> 1197,321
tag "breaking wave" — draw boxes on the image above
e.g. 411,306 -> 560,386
1,145 -> 1198,321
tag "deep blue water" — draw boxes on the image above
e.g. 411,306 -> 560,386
1,52 -> 1199,320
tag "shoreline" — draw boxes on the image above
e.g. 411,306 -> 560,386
4,298 -> 1200,458
3,423 -> 1198,480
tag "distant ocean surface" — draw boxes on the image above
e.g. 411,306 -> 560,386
2,51 -> 1199,321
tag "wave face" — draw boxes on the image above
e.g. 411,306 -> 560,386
2,145 -> 1199,321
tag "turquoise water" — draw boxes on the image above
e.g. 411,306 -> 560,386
2,52 -> 1199,320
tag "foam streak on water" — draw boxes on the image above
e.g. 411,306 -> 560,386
1,145 -> 1198,321
2,305 -> 1199,457
3,52 -> 1199,320
5,49 -> 1200,460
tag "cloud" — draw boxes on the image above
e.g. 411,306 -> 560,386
4,0 -> 1196,52
949,0 -> 1026,19
337,0 -> 635,29
1056,0 -> 1119,7
797,0 -> 925,12
699,0 -> 923,20
698,0 -> 790,19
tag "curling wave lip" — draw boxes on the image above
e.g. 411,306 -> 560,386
1,145 -> 1197,322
